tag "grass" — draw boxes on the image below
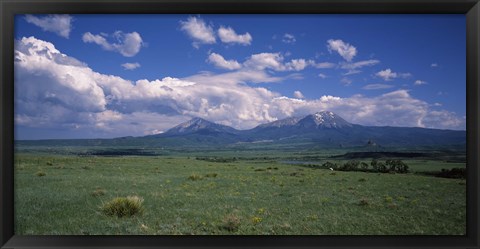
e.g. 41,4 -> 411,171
14,149 -> 466,235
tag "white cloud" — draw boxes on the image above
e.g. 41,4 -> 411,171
318,73 -> 327,79
312,62 -> 336,69
376,69 -> 397,81
121,62 -> 141,70
82,31 -> 143,57
180,17 -> 216,47
431,63 -> 438,68
340,60 -> 380,70
341,59 -> 380,73
15,36 -> 465,139
343,70 -> 361,76
25,14 -> 73,38
218,26 -> 252,45
207,53 -> 242,70
244,52 -> 313,72
293,91 -> 305,99
327,39 -> 357,62
282,33 -> 296,44
285,59 -> 309,71
414,80 -> 428,85
362,84 -> 394,90
376,68 -> 411,81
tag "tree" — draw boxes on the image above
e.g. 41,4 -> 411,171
371,159 -> 378,171
377,162 -> 388,173
360,162 -> 369,170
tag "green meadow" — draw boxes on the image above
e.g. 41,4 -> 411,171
14,147 -> 466,235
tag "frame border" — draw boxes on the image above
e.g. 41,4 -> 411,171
1,0 -> 479,248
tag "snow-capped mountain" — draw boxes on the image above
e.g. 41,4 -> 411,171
256,116 -> 301,128
163,117 -> 238,136
145,111 -> 465,147
296,111 -> 353,129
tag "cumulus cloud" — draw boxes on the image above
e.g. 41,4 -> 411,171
180,17 -> 216,48
207,52 -> 242,70
414,80 -> 427,85
318,73 -> 327,79
218,26 -> 252,45
282,33 -> 296,44
293,90 -> 305,99
25,14 -> 73,38
327,39 -> 357,62
244,52 -> 313,72
82,31 -> 143,57
362,84 -> 394,90
376,68 -> 411,81
121,62 -> 141,70
14,36 -> 465,139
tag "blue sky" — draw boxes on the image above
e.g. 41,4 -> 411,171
14,14 -> 466,139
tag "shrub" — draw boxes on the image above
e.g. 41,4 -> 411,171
371,159 -> 378,171
101,196 -> 144,217
376,162 -> 388,173
46,161 -> 53,166
36,171 -> 46,177
221,214 -> 241,232
322,161 -> 337,169
437,168 -> 466,179
385,159 -> 409,173
360,162 -> 369,170
188,174 -> 203,181
339,160 -> 360,171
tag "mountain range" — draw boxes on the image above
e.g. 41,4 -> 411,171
145,111 -> 466,148
17,111 -> 466,149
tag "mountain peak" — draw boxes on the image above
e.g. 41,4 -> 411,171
164,117 -> 238,135
299,111 -> 352,129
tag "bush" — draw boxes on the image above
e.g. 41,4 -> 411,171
437,168 -> 466,179
205,173 -> 218,178
221,214 -> 241,232
339,160 -> 360,171
322,161 -> 337,169
360,162 -> 369,170
101,196 -> 144,217
371,159 -> 378,171
385,159 -> 409,173
188,174 -> 203,181
376,162 -> 388,173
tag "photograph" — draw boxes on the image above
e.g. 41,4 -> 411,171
13,13 -> 467,236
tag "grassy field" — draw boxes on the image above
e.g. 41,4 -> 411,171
14,148 -> 466,235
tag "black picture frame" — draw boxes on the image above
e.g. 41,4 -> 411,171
1,0 -> 479,248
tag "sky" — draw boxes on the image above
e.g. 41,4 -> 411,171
14,14 -> 466,140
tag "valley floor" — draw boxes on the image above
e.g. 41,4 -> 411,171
14,149 -> 466,235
